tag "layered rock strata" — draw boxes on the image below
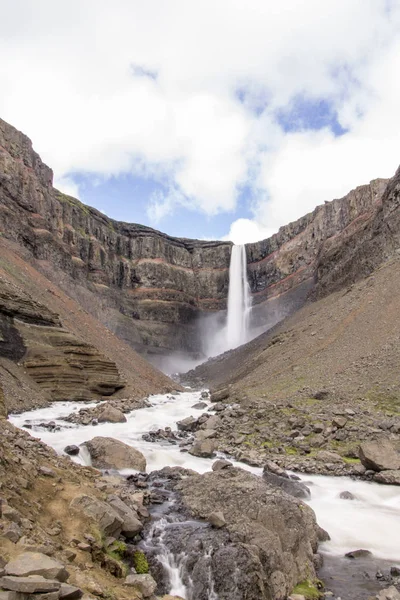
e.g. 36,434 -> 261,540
0,117 -> 395,355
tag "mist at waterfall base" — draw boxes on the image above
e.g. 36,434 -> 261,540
155,245 -> 262,376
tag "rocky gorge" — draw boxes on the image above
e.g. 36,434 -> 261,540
1,115 -> 400,600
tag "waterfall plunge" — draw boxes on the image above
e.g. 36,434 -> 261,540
225,244 -> 251,350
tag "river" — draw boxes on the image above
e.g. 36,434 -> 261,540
9,389 -> 400,598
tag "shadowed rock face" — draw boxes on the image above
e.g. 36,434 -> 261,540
0,117 -> 394,356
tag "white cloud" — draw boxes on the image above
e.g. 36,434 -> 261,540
0,0 -> 400,243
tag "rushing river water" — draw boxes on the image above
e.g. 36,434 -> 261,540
9,389 -> 400,598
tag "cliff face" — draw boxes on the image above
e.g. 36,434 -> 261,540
0,118 -> 231,356
0,117 -> 396,360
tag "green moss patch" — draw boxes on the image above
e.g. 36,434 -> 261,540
292,579 -> 323,600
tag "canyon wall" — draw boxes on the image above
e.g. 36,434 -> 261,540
0,117 -> 394,359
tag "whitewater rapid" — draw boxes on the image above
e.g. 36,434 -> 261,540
9,390 -> 400,571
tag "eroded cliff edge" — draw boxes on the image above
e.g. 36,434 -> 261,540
0,117 -> 392,359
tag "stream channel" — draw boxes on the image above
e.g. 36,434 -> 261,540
9,389 -> 400,600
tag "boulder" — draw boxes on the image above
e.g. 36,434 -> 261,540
82,437 -> 146,471
376,587 -> 400,600
169,467 -> 320,600
332,416 -> 347,428
188,439 -> 217,458
4,553 -> 69,582
374,470 -> 400,485
212,459 -> 232,471
195,429 -> 216,441
124,574 -> 157,598
339,491 -> 355,500
0,576 -> 61,593
64,445 -> 80,456
2,522 -> 22,543
97,406 -> 127,424
359,440 -> 400,472
210,388 -> 229,403
176,416 -> 197,432
191,402 -> 208,410
345,549 -> 372,559
59,584 -> 84,600
106,495 -> 143,537
315,450 -> 343,464
69,494 -> 123,537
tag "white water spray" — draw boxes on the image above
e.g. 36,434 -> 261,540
226,244 -> 251,350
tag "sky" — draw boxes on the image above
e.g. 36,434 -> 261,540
1,1 -> 400,243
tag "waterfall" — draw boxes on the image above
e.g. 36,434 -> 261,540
226,244 -> 251,350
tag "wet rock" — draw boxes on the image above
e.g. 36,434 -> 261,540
171,467 -> 320,600
64,445 -> 80,456
390,567 -> 400,577
188,439 -> 217,458
359,439 -> 400,472
345,549 -> 372,559
212,459 -> 232,471
263,465 -> 311,499
4,553 -> 69,582
176,416 -> 197,432
0,576 -> 61,593
69,494 -> 123,537
201,391 -> 209,399
191,402 -> 208,410
106,495 -> 143,538
317,525 -> 331,542
124,573 -> 157,597
207,511 -> 226,528
210,388 -> 229,403
82,436 -> 146,471
339,491 -> 355,500
97,406 -> 127,424
374,470 -> 400,485
376,586 -> 400,600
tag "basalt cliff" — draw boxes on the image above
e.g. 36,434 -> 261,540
0,116 -> 397,366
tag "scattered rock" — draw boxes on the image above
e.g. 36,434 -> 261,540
207,511 -> 226,528
39,467 -> 56,478
210,388 -> 229,403
212,459 -> 232,471
176,416 -> 197,432
315,450 -> 343,464
82,437 -> 146,471
69,495 -> 123,537
345,549 -> 372,559
106,495 -> 143,538
188,439 -> 217,458
376,586 -> 400,600
2,522 -> 22,543
97,406 -> 127,424
191,402 -> 208,410
332,416 -> 347,428
59,584 -> 84,600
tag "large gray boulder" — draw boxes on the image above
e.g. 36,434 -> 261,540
163,467 -> 320,600
125,574 -> 157,598
4,553 -> 68,582
82,436 -> 146,471
359,439 -> 400,472
69,494 -> 123,537
188,439 -> 217,458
